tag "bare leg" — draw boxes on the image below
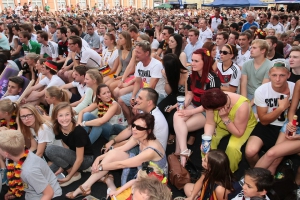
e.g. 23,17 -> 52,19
173,105 -> 206,166
245,136 -> 264,168
66,149 -> 130,197
118,98 -> 132,122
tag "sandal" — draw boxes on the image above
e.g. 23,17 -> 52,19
180,149 -> 193,158
98,173 -> 114,183
174,197 -> 186,200
65,185 -> 91,199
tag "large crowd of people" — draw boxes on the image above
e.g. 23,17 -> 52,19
0,4 -> 300,200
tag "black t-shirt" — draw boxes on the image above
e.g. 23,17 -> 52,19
158,40 -> 168,50
58,39 -> 68,57
187,71 -> 221,107
55,125 -> 93,155
34,25 -> 42,31
288,69 -> 300,83
270,52 -> 284,60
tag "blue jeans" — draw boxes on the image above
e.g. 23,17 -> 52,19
83,112 -> 113,144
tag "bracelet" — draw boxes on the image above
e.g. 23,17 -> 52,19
223,119 -> 231,126
82,121 -> 86,127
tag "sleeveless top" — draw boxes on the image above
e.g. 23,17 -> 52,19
138,146 -> 168,176
214,96 -> 257,131
118,48 -> 133,76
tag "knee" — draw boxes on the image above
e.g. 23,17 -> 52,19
118,98 -> 124,105
265,149 -> 277,160
245,145 -> 259,158
45,145 -> 56,158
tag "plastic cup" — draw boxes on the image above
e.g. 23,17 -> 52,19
202,135 -> 212,154
177,96 -> 185,110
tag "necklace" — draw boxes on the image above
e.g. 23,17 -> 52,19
61,125 -> 72,136
7,148 -> 29,197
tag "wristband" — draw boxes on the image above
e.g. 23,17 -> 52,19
223,119 -> 231,126
82,121 -> 86,127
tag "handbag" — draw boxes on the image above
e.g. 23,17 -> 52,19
168,153 -> 190,190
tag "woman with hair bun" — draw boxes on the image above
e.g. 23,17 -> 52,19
201,88 -> 257,172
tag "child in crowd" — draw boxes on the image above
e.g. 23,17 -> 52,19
0,130 -> 62,200
232,168 -> 273,200
2,76 -> 24,102
183,150 -> 234,200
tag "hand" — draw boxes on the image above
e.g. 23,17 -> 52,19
109,190 -> 119,197
91,156 -> 102,173
165,104 -> 177,113
58,176 -> 71,184
286,121 -> 298,133
54,167 -> 64,176
118,81 -> 124,89
4,192 -> 15,200
177,109 -> 194,118
278,95 -> 290,111
103,140 -> 114,153
218,107 -> 230,120
130,98 -> 136,107
285,133 -> 300,140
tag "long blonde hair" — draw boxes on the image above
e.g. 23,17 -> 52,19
17,104 -> 51,139
86,69 -> 103,85
46,86 -> 69,103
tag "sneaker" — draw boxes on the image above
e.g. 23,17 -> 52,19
59,172 -> 81,187
0,168 -> 7,185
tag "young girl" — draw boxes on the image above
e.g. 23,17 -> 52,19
44,86 -> 69,117
184,150 -> 234,200
17,104 -> 60,158
45,102 -> 94,187
77,84 -> 125,144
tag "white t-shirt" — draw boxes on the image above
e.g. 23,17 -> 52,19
3,95 -> 20,102
199,28 -> 213,43
134,58 -> 166,96
81,38 -> 91,49
42,25 -> 49,33
151,39 -> 160,50
216,62 -> 241,87
39,75 -> 65,88
31,123 -> 61,146
152,107 -> 168,150
101,48 -> 118,68
266,22 -> 284,34
71,81 -> 87,97
232,191 -> 270,200
40,41 -> 58,59
254,81 -> 295,126
75,46 -> 102,69
236,49 -> 251,68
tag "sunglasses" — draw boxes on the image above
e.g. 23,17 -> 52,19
132,123 -> 148,131
219,50 -> 231,55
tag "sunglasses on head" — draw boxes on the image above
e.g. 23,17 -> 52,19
219,50 -> 231,55
132,123 -> 148,131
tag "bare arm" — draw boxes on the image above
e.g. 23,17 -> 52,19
221,85 -> 237,93
77,102 -> 98,124
67,147 -> 84,178
240,74 -> 248,98
288,80 -> 300,121
40,185 -> 54,200
204,110 -> 217,137
35,142 -> 47,158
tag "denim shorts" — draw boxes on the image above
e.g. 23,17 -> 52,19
280,120 -> 300,135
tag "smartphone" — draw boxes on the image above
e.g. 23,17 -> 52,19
56,173 -> 65,179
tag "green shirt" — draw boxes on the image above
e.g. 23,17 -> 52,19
45,5 -> 50,11
22,40 -> 41,54
241,58 -> 272,95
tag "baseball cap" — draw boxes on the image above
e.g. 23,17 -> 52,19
271,59 -> 290,71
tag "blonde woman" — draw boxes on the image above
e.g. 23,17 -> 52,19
154,22 -> 164,42
73,69 -> 103,116
17,104 -> 60,158
24,53 -> 40,80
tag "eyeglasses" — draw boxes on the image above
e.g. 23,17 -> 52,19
219,50 -> 231,55
132,123 -> 148,131
20,113 -> 34,120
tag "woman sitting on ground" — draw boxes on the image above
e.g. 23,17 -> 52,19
17,104 -> 61,158
77,84 -> 125,144
173,48 -> 221,167
201,88 -> 257,172
45,102 -> 94,188
66,113 -> 167,199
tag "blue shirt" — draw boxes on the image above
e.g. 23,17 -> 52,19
0,33 -> 10,50
241,21 -> 259,32
184,40 -> 203,63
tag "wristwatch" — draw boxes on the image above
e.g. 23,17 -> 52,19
223,119 -> 231,126
99,164 -> 103,171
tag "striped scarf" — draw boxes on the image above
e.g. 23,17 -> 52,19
97,99 -> 114,118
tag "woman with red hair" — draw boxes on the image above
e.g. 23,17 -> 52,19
173,48 -> 221,167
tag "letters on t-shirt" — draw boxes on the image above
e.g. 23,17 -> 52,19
138,69 -> 151,77
265,98 -> 279,108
